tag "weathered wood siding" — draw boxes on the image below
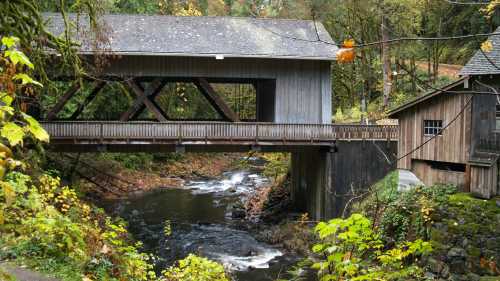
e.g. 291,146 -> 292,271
412,160 -> 465,190
291,141 -> 397,220
100,56 -> 332,124
396,93 -> 472,169
470,164 -> 498,198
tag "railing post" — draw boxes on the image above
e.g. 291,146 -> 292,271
100,123 -> 104,143
255,124 -> 259,143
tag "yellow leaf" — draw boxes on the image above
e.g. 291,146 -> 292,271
1,181 -> 15,206
481,40 -> 494,53
337,48 -> 356,63
0,208 -> 4,225
343,39 -> 355,48
1,122 -> 24,147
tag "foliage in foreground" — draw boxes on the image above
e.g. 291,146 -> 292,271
161,254 -> 230,281
0,37 -> 229,281
311,213 -> 432,281
0,172 -> 156,281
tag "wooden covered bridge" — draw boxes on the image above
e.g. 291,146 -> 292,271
41,14 -> 397,219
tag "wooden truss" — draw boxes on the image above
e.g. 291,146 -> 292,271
45,77 -> 241,122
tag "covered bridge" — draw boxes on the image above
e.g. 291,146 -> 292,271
40,14 -> 397,219
44,13 -> 337,125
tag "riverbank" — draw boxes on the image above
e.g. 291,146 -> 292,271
49,152 -> 243,198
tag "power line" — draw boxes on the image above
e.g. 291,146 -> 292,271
443,0 -> 492,5
395,62 -> 495,95
256,19 -> 500,49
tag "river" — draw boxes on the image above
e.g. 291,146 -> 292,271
100,165 -> 302,281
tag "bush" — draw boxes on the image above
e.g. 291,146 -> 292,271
0,172 -> 155,281
161,254 -> 230,281
311,213 -> 432,281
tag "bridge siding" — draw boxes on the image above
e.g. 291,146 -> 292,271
100,56 -> 332,124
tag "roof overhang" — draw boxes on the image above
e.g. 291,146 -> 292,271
74,51 -> 337,61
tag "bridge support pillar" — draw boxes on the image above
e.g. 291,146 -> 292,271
290,141 -> 397,220
290,148 -> 333,220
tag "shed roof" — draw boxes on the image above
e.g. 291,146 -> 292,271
44,13 -> 338,61
460,27 -> 500,76
387,77 -> 467,117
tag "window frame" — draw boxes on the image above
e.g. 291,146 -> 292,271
423,119 -> 443,136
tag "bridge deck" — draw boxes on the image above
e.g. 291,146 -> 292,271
41,121 -> 398,152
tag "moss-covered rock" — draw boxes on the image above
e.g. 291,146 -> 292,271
357,175 -> 500,280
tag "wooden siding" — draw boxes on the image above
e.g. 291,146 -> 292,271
397,93 -> 472,169
470,163 -> 498,198
412,160 -> 465,190
100,56 -> 332,124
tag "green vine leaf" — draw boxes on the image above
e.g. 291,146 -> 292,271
4,50 -> 34,69
1,122 -> 25,146
13,73 -> 43,87
0,94 -> 14,106
1,37 -> 19,49
22,114 -> 49,142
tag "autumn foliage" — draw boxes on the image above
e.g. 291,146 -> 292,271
336,39 -> 356,63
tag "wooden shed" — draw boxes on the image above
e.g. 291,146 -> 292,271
388,27 -> 500,198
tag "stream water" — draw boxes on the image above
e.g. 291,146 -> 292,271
100,164 -> 301,281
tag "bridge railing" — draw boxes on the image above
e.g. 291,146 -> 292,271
40,121 -> 398,142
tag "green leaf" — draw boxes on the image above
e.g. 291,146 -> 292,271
22,113 -> 49,142
1,122 -> 25,146
1,37 -> 19,49
0,106 -> 14,116
0,94 -> 14,106
4,50 -> 34,69
13,73 -> 42,87
0,207 -> 4,225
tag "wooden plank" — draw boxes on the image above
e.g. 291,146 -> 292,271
194,78 -> 240,122
70,81 -> 107,119
46,82 -> 81,121
121,79 -> 167,121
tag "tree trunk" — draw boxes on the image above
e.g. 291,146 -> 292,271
410,56 -> 417,93
381,15 -> 392,110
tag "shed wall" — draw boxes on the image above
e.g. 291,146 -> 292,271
412,160 -> 465,190
396,93 -> 472,169
101,56 -> 332,124
470,164 -> 498,198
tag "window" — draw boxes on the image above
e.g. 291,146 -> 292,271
423,120 -> 443,136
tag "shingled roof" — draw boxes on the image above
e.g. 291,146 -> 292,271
44,13 -> 338,60
460,27 -> 500,76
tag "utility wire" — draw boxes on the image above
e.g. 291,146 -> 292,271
395,62 -> 495,95
443,0 -> 492,5
256,19 -> 500,49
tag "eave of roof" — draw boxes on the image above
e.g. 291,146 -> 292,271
387,77 -> 467,117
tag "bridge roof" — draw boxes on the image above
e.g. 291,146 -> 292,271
44,13 -> 338,61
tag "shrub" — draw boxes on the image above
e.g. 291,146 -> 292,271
0,172 -> 155,281
311,213 -> 432,281
161,254 -> 230,281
